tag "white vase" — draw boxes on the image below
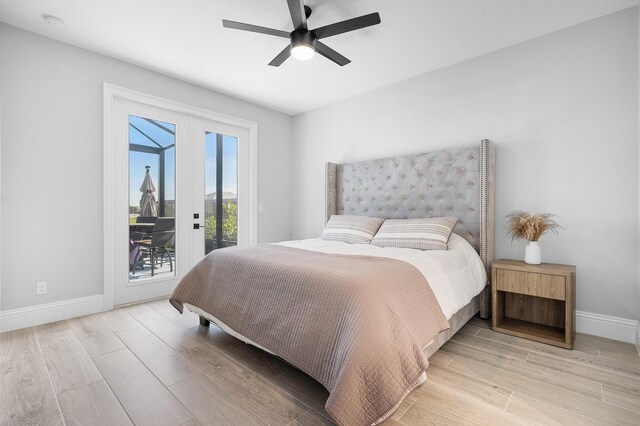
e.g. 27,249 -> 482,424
524,241 -> 541,264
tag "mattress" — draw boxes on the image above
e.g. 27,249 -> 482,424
186,233 -> 486,355
275,233 -> 487,319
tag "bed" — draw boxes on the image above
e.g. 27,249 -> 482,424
170,139 -> 495,425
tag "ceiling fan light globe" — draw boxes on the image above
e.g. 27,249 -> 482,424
291,43 -> 315,60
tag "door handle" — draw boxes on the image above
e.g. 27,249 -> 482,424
193,223 -> 203,229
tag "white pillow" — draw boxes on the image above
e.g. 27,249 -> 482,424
370,217 -> 459,250
321,215 -> 384,244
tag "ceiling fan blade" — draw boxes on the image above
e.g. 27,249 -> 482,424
315,41 -> 351,66
268,45 -> 292,66
222,20 -> 290,38
286,0 -> 307,30
312,12 -> 381,39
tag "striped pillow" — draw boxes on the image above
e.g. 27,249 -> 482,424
321,215 -> 385,244
370,217 -> 459,250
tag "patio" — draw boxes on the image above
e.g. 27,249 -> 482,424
127,117 -> 238,282
129,115 -> 177,281
129,253 -> 175,280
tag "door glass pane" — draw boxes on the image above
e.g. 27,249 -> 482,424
204,132 -> 238,255
128,115 -> 176,281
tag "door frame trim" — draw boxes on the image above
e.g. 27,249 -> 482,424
103,83 -> 258,311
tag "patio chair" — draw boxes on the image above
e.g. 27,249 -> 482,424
132,217 -> 175,277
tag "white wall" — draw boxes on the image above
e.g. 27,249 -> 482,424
0,23 -> 292,311
292,8 -> 640,322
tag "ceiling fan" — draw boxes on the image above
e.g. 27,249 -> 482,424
222,0 -> 381,67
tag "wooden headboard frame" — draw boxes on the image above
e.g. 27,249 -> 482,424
325,140 -> 495,318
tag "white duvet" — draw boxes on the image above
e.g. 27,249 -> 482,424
276,233 -> 486,320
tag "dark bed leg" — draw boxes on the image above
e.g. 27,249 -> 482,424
199,316 -> 210,327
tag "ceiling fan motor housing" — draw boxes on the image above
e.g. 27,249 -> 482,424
290,29 -> 316,50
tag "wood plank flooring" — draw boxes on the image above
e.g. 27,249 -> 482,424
1,302 -> 638,425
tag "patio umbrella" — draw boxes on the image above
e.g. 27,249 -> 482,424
139,165 -> 158,217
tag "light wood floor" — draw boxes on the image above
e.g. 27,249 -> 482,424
2,300 -> 639,425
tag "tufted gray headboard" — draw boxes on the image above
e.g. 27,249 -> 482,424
325,140 -> 495,318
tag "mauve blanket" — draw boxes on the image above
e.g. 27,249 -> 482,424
170,244 -> 449,425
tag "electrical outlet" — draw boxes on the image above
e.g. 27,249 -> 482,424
36,281 -> 47,295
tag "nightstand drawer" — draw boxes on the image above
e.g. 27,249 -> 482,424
496,269 -> 566,300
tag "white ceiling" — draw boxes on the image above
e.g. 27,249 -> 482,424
1,0 -> 638,115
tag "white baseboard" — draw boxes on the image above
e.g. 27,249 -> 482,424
576,310 -> 639,343
0,294 -> 104,333
636,324 -> 640,356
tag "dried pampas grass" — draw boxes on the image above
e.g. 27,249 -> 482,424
506,211 -> 562,242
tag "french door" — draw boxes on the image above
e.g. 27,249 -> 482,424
106,88 -> 255,307
190,117 -> 250,259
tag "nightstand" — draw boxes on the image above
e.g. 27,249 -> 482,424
491,259 -> 576,349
